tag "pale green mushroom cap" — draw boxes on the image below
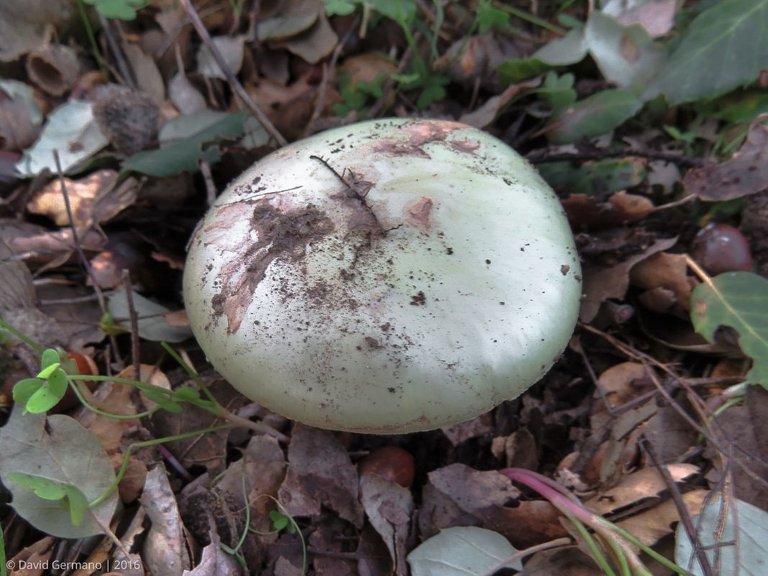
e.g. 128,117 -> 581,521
183,118 -> 581,433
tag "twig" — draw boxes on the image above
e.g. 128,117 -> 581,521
640,435 -> 715,576
97,14 -> 135,88
120,270 -> 141,379
525,147 -> 705,167
178,0 -> 287,147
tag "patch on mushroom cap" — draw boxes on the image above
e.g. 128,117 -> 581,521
373,119 -> 468,158
404,196 -> 434,231
206,199 -> 334,334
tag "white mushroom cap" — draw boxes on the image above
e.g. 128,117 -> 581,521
183,118 -> 581,433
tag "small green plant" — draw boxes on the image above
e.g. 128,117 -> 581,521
325,0 -> 449,109
0,317 -> 286,535
332,73 -> 387,116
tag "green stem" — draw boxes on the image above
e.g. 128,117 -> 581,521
496,3 -> 566,35
0,317 -> 44,353
89,423 -> 236,507
75,0 -> 109,75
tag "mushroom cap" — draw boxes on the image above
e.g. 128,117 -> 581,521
183,118 -> 581,433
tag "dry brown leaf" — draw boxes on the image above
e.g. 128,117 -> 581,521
562,190 -> 654,230
585,464 -> 699,516
630,251 -> 693,312
27,170 -> 138,227
140,464 -> 193,576
359,474 -> 412,576
616,489 -> 708,548
149,377 -> 247,476
683,115 -> 768,201
278,424 -> 363,527
580,236 -> 677,322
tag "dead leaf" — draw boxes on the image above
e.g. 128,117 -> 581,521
585,464 -> 699,516
150,376 -> 247,476
0,81 -> 42,150
279,11 -> 338,65
436,32 -> 522,88
631,251 -> 693,312
683,115 -> 768,201
0,0 -> 75,62
140,464 -> 193,576
460,78 -> 540,128
359,474 -> 412,576
580,236 -> 677,322
563,190 -> 654,230
278,424 -> 363,527
27,169 -> 138,227
616,489 -> 707,548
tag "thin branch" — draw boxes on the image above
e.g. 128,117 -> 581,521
178,0 -> 287,147
640,435 -> 715,576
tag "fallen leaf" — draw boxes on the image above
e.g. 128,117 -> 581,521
630,251 -> 693,312
278,424 -> 363,527
16,100 -> 110,176
0,406 -> 118,538
359,474 -> 413,575
580,236 -> 677,322
141,464 -> 193,576
683,115 -> 768,201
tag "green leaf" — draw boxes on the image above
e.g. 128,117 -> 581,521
367,0 -> 417,25
407,526 -> 522,575
675,495 -> 768,575
7,473 -> 90,526
123,110 -> 247,177
0,407 -> 118,538
546,89 -> 642,143
40,348 -> 61,370
646,0 -> 768,104
12,378 -> 43,405
269,510 -> 290,532
172,386 -> 202,402
496,58 -> 550,85
84,0 -> 146,20
477,0 -> 510,33
690,272 -> 768,388
323,0 -> 358,16
25,368 -> 68,413
538,157 -> 647,196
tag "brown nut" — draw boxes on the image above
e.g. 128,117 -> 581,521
359,446 -> 415,488
691,223 -> 753,275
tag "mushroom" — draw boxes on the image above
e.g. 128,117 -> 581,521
183,118 -> 581,434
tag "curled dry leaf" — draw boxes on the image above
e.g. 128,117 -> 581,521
580,236 -> 677,322
562,190 -> 655,230
629,251 -> 693,313
26,44 -> 80,96
27,169 -> 138,227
